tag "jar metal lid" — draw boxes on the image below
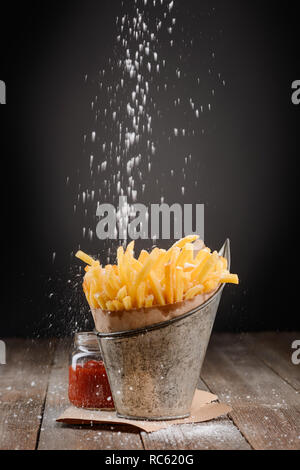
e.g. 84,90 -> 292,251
74,332 -> 100,351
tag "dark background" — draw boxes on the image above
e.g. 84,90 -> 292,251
0,0 -> 299,337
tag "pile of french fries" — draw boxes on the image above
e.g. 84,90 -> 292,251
76,235 -> 239,312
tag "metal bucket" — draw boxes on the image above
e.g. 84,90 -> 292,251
97,240 -> 230,421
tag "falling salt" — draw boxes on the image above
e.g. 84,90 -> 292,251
58,0 -> 225,311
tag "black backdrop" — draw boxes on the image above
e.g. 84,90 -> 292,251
0,0 -> 299,337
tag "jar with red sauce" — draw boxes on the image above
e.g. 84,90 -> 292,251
68,332 -> 114,410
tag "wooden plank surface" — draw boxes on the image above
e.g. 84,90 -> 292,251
141,379 -> 251,450
1,334 -> 300,450
244,332 -> 300,391
0,339 -> 55,450
201,334 -> 300,450
38,339 -> 144,450
141,419 -> 251,450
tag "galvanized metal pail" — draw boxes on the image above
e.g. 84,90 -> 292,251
97,240 -> 230,421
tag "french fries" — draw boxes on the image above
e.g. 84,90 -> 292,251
76,236 -> 239,312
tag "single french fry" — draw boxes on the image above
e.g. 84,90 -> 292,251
117,285 -> 127,301
106,301 -> 116,311
117,246 -> 124,261
125,241 -> 135,256
138,250 -> 150,264
88,279 -> 100,308
182,272 -> 192,292
191,250 -> 211,281
204,279 -> 219,293
215,259 -> 224,273
173,235 -> 199,249
94,292 -> 108,310
165,263 -> 174,304
197,252 -> 219,284
170,246 -> 181,266
177,243 -> 194,267
112,265 -> 119,274
123,296 -> 133,311
220,273 -> 239,285
205,272 -> 222,282
108,268 -> 122,291
175,267 -> 184,303
126,269 -> 137,305
92,266 -> 104,291
124,249 -> 138,290
145,294 -> 154,308
153,249 -> 168,279
164,246 -> 176,266
135,248 -> 160,287
123,242 -> 135,287
195,247 -> 211,264
103,266 -> 118,299
113,300 -> 124,311
103,282 -> 116,300
185,284 -> 205,300
137,282 -> 146,308
117,246 -> 127,286
183,263 -> 197,272
149,272 -> 165,305
76,250 -> 95,266
131,258 -> 143,272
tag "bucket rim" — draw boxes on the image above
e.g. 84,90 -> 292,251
96,239 -> 230,340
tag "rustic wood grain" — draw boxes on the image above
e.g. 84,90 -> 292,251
244,332 -> 300,391
0,339 -> 56,450
141,419 -> 251,450
1,335 -> 300,450
201,334 -> 300,450
37,339 -> 144,450
141,378 -> 251,450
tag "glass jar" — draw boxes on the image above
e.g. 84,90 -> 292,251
68,332 -> 114,410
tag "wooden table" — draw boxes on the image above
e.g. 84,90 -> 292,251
0,333 -> 299,450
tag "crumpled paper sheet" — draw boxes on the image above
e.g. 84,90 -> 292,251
57,390 -> 231,433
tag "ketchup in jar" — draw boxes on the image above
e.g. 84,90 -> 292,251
68,332 -> 114,409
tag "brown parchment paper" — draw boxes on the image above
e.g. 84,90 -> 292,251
91,292 -> 217,333
57,390 -> 231,433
